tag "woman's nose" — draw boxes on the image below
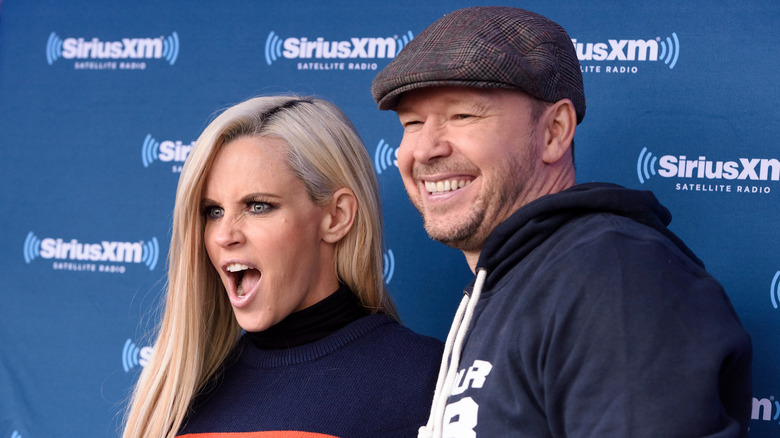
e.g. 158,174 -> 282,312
211,214 -> 245,248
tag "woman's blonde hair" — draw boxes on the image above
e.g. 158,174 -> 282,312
122,95 -> 397,438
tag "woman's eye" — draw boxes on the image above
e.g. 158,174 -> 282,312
203,206 -> 224,220
249,202 -> 271,214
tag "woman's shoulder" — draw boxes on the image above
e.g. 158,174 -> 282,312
359,314 -> 442,345
349,314 -> 444,366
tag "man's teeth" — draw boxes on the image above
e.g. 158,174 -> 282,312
226,263 -> 249,272
425,179 -> 471,194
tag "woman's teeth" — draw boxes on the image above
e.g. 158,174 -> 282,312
226,263 -> 249,272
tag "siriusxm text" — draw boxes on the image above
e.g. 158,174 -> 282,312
572,38 -> 659,61
659,156 -> 780,181
62,37 -> 165,60
752,396 -> 780,426
159,141 -> 193,163
40,238 -> 144,263
282,37 -> 397,59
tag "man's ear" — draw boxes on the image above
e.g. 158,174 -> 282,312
541,99 -> 577,164
321,187 -> 357,244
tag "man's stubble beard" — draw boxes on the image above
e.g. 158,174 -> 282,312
417,142 -> 537,253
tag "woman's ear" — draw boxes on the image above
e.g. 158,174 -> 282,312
321,188 -> 357,244
541,98 -> 577,164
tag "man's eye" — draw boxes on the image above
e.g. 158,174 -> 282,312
402,120 -> 423,130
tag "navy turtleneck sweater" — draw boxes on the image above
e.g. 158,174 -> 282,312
177,287 -> 444,438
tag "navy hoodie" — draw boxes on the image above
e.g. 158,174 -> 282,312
433,183 -> 752,438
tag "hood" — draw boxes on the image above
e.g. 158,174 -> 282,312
476,182 -> 703,288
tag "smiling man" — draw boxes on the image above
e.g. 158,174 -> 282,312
372,6 -> 752,438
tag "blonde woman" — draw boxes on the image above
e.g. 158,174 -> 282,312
122,96 -> 443,438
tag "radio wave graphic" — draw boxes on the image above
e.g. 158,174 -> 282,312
162,31 -> 180,65
122,338 -> 141,372
395,31 -> 414,55
658,32 -> 680,69
383,249 -> 395,284
373,139 -> 397,175
775,400 -> 780,423
771,271 -> 780,309
142,237 -> 160,271
46,32 -> 63,65
636,147 -> 658,184
23,232 -> 41,264
141,134 -> 160,168
265,31 -> 283,66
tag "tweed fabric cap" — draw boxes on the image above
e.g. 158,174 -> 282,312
371,6 -> 586,123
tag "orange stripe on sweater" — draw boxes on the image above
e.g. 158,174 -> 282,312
178,431 -> 339,438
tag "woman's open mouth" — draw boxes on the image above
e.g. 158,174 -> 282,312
226,263 -> 261,298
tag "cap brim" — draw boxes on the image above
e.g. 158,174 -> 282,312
376,80 -> 519,111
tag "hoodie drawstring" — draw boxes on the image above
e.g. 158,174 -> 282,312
419,268 -> 488,438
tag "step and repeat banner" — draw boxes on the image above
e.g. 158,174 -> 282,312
1,0 -> 778,436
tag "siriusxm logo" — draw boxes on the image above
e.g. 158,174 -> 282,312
753,396 -> 780,424
23,232 -> 159,271
46,31 -> 179,65
374,139 -> 398,175
637,148 -> 780,186
383,249 -> 395,284
573,32 -> 679,70
122,338 -> 153,372
264,30 -> 413,66
142,134 -> 194,171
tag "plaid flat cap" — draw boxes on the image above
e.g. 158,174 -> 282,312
371,6 -> 586,124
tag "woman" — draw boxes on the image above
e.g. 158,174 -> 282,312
122,96 -> 443,438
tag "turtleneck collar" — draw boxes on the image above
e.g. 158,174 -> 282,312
245,284 -> 369,350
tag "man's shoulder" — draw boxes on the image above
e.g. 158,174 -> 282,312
551,210 -> 695,264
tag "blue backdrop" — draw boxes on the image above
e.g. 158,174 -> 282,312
1,1 -> 779,436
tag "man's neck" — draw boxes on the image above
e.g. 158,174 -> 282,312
464,250 -> 480,274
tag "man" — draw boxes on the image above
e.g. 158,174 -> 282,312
371,6 -> 752,438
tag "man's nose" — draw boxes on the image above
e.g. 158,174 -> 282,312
410,121 -> 453,164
